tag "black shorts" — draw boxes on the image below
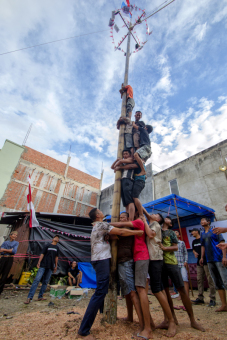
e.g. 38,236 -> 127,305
149,260 -> 164,294
132,180 -> 145,198
121,178 -> 134,207
162,263 -> 184,290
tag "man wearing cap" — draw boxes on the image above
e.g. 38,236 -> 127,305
190,227 -> 216,307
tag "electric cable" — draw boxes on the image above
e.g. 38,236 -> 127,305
141,0 -> 176,23
0,28 -> 110,56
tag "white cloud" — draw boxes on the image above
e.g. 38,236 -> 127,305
0,0 -> 227,192
194,23 -> 208,41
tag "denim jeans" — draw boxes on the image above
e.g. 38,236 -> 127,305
78,258 -> 110,336
27,267 -> 53,300
173,282 -> 178,294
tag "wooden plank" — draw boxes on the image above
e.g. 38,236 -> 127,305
8,217 -> 30,281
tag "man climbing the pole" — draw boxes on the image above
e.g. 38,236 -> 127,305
132,111 -> 145,151
78,208 -> 144,339
111,149 -> 137,221
132,122 -> 153,177
111,149 -> 146,219
119,83 -> 135,120
117,84 -> 135,155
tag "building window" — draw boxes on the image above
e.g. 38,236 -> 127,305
169,179 -> 179,196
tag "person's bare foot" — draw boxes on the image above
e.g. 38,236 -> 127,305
166,320 -> 177,338
136,329 -> 153,339
215,305 -> 227,312
156,320 -> 168,330
117,316 -> 133,322
136,171 -> 146,177
132,326 -> 143,337
24,298 -> 31,304
191,320 -> 205,332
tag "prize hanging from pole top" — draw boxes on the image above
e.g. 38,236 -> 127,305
109,2 -> 152,56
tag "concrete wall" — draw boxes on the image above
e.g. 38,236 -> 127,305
153,139 -> 227,220
0,140 -> 101,218
100,163 -> 153,216
0,140 -> 25,204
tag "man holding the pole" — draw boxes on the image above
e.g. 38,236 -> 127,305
159,217 -> 205,332
141,210 -> 177,337
111,215 -> 155,340
78,208 -> 144,339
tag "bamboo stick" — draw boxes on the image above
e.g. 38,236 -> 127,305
103,30 -> 131,325
173,198 -> 194,297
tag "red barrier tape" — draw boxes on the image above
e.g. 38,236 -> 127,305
18,239 -> 90,243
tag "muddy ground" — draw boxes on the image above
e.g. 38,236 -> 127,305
0,287 -> 227,339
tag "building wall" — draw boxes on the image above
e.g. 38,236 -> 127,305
153,139 -> 227,220
0,141 -> 101,219
100,163 -> 153,216
0,140 -> 25,202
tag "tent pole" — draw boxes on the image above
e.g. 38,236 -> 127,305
173,198 -> 194,297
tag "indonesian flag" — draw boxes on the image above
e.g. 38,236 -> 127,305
27,175 -> 39,228
121,1 -> 132,18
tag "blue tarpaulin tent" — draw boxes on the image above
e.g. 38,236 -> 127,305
106,194 -> 215,227
142,194 -> 215,227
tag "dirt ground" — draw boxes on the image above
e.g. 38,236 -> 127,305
0,287 -> 227,340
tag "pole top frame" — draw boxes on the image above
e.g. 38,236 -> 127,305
109,3 -> 152,55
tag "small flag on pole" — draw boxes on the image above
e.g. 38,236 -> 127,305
27,175 -> 39,228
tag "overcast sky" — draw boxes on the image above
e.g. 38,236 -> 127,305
1,0 -> 227,189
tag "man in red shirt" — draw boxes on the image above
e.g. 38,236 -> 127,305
111,216 -> 154,339
119,84 -> 135,120
117,84 -> 136,155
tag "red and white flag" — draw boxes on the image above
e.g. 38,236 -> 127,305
27,175 -> 39,228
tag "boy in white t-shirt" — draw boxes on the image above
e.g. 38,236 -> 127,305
142,209 -> 177,337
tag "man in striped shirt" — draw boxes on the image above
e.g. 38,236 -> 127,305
174,230 -> 189,296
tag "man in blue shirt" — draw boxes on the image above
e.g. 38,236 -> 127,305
0,231 -> 19,295
200,217 -> 227,312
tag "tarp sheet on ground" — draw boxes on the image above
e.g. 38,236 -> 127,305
28,219 -> 96,287
78,262 -> 96,288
